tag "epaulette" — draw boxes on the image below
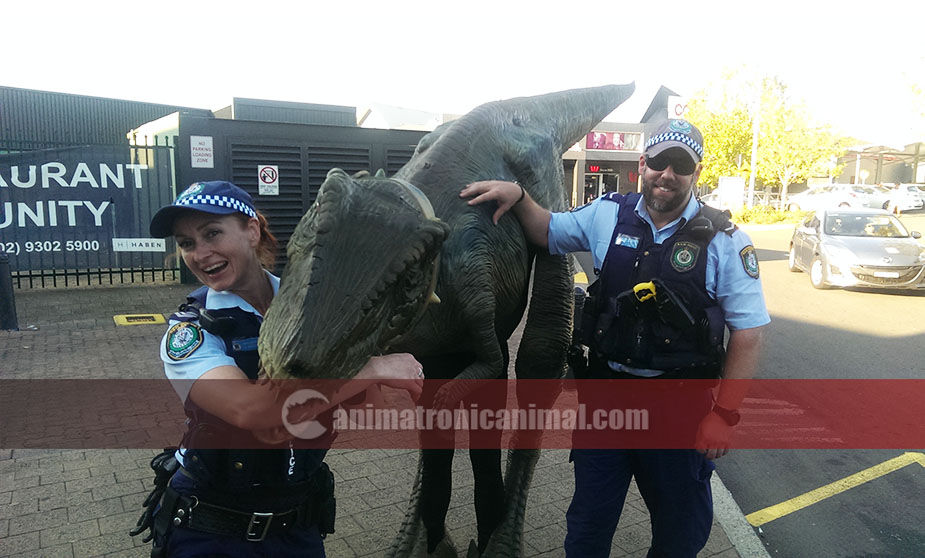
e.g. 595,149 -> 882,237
698,204 -> 737,237
169,286 -> 208,322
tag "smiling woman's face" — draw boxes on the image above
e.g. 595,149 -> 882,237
172,212 -> 261,293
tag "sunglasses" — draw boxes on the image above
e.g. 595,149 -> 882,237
645,153 -> 697,176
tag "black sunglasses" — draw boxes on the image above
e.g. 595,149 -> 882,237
645,153 -> 697,176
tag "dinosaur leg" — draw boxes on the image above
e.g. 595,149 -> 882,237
421,448 -> 454,551
420,353 -> 476,553
480,253 -> 574,556
469,448 -> 503,553
467,366 -> 507,552
388,352 -> 479,557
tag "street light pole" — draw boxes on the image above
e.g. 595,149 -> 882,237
747,105 -> 760,208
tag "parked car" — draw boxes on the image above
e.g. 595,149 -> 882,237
785,184 -> 883,212
701,190 -> 780,210
885,184 -> 925,212
788,208 -> 925,289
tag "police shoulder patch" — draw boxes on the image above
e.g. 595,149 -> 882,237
670,241 -> 700,272
165,322 -> 203,360
740,245 -> 760,278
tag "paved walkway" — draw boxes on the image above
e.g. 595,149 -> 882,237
1,282 -> 756,557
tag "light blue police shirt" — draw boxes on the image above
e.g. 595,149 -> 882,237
548,193 -> 770,332
159,271 -> 280,403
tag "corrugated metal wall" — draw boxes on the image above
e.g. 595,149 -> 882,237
0,86 -> 211,146
227,141 -> 419,271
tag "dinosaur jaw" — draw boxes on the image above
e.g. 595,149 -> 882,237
258,169 -> 448,380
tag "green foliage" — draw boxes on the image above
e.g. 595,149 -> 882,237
686,69 -> 754,188
730,205 -> 808,225
687,68 -> 853,203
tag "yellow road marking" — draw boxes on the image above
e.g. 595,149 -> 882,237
574,272 -> 588,284
746,452 -> 925,527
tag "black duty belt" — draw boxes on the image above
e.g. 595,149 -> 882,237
167,487 -> 317,542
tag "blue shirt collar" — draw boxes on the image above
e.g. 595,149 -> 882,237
205,270 -> 280,315
633,191 -> 701,240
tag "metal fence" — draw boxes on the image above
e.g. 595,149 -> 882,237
0,138 -> 180,288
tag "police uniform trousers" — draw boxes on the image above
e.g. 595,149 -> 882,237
565,369 -> 715,558
156,471 -> 327,558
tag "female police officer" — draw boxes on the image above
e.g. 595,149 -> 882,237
133,180 -> 423,557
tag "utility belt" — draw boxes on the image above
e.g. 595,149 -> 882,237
585,353 -> 721,385
157,478 -> 334,542
131,449 -> 335,556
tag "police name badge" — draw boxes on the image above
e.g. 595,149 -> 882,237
670,241 -> 700,272
165,322 -> 203,360
615,233 -> 640,249
740,245 -> 760,278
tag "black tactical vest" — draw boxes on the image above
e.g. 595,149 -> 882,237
587,193 -> 733,378
171,287 -> 330,507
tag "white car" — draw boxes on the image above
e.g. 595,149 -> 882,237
786,184 -> 882,212
885,184 -> 925,212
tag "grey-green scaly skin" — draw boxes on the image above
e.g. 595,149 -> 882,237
259,171 -> 449,380
258,84 -> 635,557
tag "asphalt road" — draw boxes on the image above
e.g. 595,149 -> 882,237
717,213 -> 925,558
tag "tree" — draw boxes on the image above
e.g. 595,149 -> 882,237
754,77 -> 852,205
685,69 -> 754,189
686,68 -> 852,206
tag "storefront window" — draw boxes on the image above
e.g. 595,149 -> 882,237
583,173 -> 620,204
585,131 -> 641,151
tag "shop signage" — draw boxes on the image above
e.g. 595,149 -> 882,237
0,145 -> 173,271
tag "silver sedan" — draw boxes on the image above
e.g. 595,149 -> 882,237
788,208 -> 925,289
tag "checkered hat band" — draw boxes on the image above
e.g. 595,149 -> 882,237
176,194 -> 257,218
645,132 -> 704,158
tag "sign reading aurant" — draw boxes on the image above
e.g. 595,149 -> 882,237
0,145 -> 174,272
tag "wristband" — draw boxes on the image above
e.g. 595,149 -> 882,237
711,404 -> 741,426
515,182 -> 526,205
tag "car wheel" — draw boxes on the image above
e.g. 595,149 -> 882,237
788,203 -> 801,212
788,245 -> 800,272
810,256 -> 830,289
838,202 -> 850,208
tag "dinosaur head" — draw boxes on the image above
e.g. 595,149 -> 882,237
258,168 -> 449,379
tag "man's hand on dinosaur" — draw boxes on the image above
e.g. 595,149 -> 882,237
460,181 -> 522,224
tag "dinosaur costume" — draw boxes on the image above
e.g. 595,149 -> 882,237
258,84 -> 635,556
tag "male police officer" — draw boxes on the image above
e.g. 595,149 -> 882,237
460,118 -> 769,557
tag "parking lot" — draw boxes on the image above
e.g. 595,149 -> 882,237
717,212 -> 924,557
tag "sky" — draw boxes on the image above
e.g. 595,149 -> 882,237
4,0 -> 924,147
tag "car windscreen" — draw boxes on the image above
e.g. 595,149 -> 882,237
824,214 -> 910,238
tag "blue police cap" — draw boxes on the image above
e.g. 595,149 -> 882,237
149,181 -> 257,238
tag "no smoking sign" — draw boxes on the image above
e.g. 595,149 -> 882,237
258,165 -> 279,196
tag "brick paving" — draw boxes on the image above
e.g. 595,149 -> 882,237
1,282 -> 748,557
